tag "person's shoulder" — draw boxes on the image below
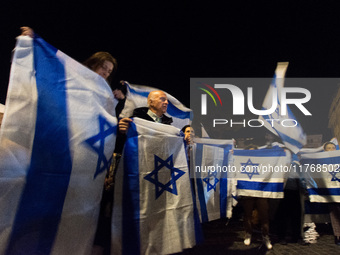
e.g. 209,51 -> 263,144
161,114 -> 173,125
131,107 -> 173,125
132,107 -> 149,117
131,107 -> 155,122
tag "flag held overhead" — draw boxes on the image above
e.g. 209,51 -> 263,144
0,35 -> 117,255
259,62 -> 307,154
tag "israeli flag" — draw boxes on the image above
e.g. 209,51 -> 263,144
300,150 -> 340,203
0,35 -> 117,255
192,138 -> 236,222
233,147 -> 291,198
111,118 -> 202,255
259,62 -> 307,154
119,82 -> 191,129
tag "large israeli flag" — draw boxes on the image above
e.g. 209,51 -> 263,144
259,62 -> 307,154
192,138 -> 236,222
300,150 -> 340,203
0,35 -> 117,255
111,117 -> 202,255
119,82 -> 191,129
233,147 -> 291,198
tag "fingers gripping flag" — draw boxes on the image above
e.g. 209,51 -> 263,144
119,82 -> 192,129
259,62 -> 307,154
300,150 -> 340,203
233,147 -> 291,198
0,35 -> 117,255
111,118 -> 202,255
192,138 -> 236,222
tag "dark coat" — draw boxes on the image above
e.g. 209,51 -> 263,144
131,107 -> 173,125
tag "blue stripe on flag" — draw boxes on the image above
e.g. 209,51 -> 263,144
237,180 -> 284,192
308,188 -> 340,196
128,85 -> 150,97
233,147 -> 286,157
187,152 -> 204,243
195,144 -> 209,222
277,131 -> 304,149
286,106 -> 303,129
219,178 -> 228,218
301,156 -> 340,165
196,178 -> 208,222
262,112 -> 305,149
122,122 -> 140,255
6,36 -> 73,255
167,101 -> 191,119
219,146 -> 232,218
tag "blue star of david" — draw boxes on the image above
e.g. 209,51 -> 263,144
240,159 -> 260,179
330,166 -> 340,182
203,170 -> 219,192
144,154 -> 186,199
85,115 -> 115,179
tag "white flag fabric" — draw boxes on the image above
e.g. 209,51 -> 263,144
119,82 -> 191,129
259,62 -> 307,154
233,147 -> 291,198
111,117 -> 202,255
300,137 -> 339,154
200,123 -> 210,138
0,35 -> 117,255
300,150 -> 340,203
192,138 -> 236,221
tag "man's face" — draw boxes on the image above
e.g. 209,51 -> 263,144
184,127 -> 195,140
324,143 -> 336,151
149,91 -> 168,116
184,127 -> 195,145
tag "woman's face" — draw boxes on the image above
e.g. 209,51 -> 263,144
95,60 -> 114,80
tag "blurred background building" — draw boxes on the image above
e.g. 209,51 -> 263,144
328,87 -> 340,141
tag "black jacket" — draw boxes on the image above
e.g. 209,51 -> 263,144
115,107 -> 173,153
131,107 -> 173,125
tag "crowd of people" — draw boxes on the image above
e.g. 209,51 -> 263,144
1,27 -> 338,254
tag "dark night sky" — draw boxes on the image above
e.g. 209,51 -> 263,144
1,1 -> 340,142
